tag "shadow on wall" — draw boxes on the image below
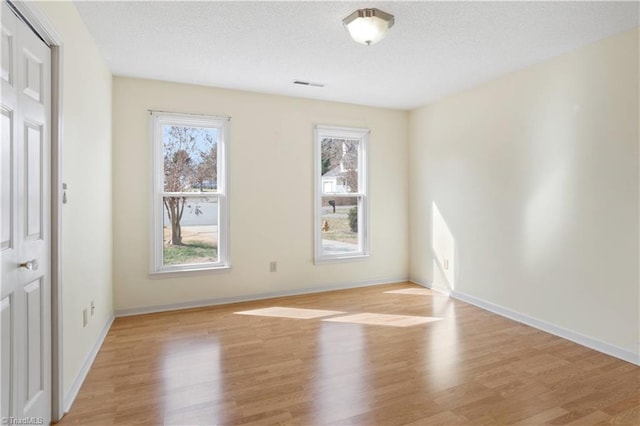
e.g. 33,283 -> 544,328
432,201 -> 456,291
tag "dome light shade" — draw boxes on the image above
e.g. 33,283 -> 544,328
343,8 -> 395,46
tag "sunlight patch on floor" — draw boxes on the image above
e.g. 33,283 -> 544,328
234,306 -> 345,319
323,313 -> 441,327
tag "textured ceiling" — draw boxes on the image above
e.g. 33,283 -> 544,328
74,1 -> 639,110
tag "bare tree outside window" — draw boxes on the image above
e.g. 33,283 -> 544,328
151,112 -> 229,273
321,138 -> 342,175
321,138 -> 359,193
342,140 -> 358,192
163,126 -> 217,246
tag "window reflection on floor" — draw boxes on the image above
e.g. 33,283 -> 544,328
427,296 -> 460,391
314,323 -> 370,423
162,340 -> 224,425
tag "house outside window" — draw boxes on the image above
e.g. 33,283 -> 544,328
150,111 -> 230,274
315,125 -> 370,262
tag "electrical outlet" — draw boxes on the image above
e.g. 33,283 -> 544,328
90,300 -> 96,317
82,308 -> 88,327
270,261 -> 277,272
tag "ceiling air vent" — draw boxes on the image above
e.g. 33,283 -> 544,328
293,80 -> 325,88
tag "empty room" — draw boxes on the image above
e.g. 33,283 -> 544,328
1,1 -> 638,425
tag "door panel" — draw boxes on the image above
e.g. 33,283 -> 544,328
23,52 -> 42,103
1,108 -> 13,249
25,122 -> 42,239
1,25 -> 13,84
1,2 -> 51,423
25,279 -> 42,404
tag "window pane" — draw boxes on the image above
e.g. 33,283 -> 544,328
321,138 -> 359,193
321,196 -> 360,255
163,125 -> 218,192
162,196 -> 219,266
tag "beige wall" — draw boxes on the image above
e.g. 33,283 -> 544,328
36,0 -> 113,401
112,77 -> 409,311
409,29 -> 639,355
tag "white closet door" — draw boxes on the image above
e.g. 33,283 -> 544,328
1,2 -> 51,423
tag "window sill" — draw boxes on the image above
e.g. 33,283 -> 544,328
314,254 -> 370,265
149,264 -> 231,280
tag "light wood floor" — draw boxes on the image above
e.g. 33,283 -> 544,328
57,283 -> 639,425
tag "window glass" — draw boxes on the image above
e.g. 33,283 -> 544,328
151,112 -> 229,274
162,125 -> 218,192
321,196 -> 360,255
162,196 -> 219,266
321,138 -> 359,194
315,126 -> 369,262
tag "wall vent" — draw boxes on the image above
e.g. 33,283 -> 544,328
293,80 -> 325,88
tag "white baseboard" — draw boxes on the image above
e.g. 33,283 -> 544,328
451,289 -> 639,366
64,314 -> 114,412
115,276 -> 410,317
409,278 -> 451,296
408,277 -> 430,288
409,279 -> 638,365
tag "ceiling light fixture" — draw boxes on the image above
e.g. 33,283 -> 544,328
342,8 -> 395,46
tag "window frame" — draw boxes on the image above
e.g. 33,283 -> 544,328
314,125 -> 370,263
149,111 -> 230,275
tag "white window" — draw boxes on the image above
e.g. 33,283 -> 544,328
150,111 -> 230,274
315,125 -> 369,262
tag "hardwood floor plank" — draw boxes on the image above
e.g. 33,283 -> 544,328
56,283 -> 640,425
512,407 -> 569,425
563,410 -> 612,425
608,406 -> 640,425
403,410 -> 470,426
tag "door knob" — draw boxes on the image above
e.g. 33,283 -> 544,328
19,259 -> 38,271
